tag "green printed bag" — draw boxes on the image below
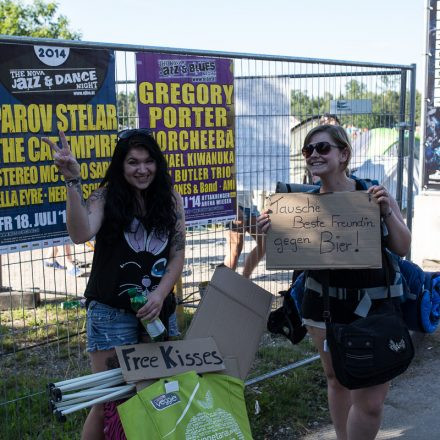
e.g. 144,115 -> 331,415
118,371 -> 253,439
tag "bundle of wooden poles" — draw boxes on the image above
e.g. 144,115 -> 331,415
47,368 -> 135,422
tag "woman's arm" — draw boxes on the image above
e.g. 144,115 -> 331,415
42,131 -> 105,243
368,185 -> 411,256
136,190 -> 186,321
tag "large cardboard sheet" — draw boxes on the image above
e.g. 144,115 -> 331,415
185,265 -> 273,380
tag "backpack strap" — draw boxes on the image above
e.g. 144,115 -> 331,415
350,175 -> 379,190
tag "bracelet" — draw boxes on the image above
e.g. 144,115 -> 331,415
382,209 -> 393,219
65,177 -> 81,188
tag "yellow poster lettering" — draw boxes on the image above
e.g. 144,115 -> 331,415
196,84 -> 209,104
209,85 -> 222,104
222,179 -> 236,191
174,168 -> 209,182
149,107 -> 162,128
138,81 -> 154,104
149,106 -> 229,129
68,134 -> 117,159
199,181 -> 218,193
181,83 -> 195,105
1,104 -> 15,132
19,188 -> 43,205
155,83 -> 170,104
178,107 -> 192,128
39,164 -> 59,183
0,137 -> 25,163
0,104 -> 53,133
167,131 -> 178,150
223,85 -> 234,105
154,129 -> 232,151
174,183 -> 192,195
138,82 -> 233,105
165,153 -> 185,168
0,190 -> 19,208
55,104 -> 118,131
169,83 -> 181,104
163,107 -> 177,128
187,151 -> 234,166
89,161 -> 110,179
48,186 -> 66,203
211,166 -> 232,179
28,136 -> 53,162
0,166 -> 38,186
82,183 -> 100,199
56,104 -> 69,131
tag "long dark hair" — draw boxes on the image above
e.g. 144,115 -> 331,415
99,133 -> 176,243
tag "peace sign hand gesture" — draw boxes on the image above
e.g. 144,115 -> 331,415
42,131 -> 81,180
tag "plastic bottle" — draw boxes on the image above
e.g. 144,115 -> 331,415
61,300 -> 81,310
127,288 -> 167,341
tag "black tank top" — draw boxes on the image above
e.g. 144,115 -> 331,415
85,217 -> 171,310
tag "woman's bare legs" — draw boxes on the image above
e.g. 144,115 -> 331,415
81,349 -> 117,440
242,215 -> 266,278
307,326 -> 389,440
224,210 -> 245,271
308,326 -> 351,440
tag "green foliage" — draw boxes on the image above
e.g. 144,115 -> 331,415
117,91 -> 137,129
292,79 -> 422,129
0,0 -> 81,39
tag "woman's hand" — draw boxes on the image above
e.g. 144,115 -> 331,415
367,185 -> 392,217
257,209 -> 272,233
136,292 -> 165,322
42,131 -> 81,180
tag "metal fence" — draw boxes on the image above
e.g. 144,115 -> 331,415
0,35 -> 417,438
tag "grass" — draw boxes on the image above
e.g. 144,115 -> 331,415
1,302 -> 86,354
246,336 -> 329,439
1,305 -> 330,439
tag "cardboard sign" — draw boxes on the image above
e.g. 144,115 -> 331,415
185,265 -> 273,380
115,337 -> 225,383
266,191 -> 381,269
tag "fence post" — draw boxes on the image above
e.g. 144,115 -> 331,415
405,64 -> 417,257
396,70 -> 407,210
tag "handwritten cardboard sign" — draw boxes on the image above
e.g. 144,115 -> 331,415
266,191 -> 381,269
115,337 -> 225,383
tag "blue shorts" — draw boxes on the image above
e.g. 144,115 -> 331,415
86,300 -> 180,351
86,300 -> 143,352
240,205 -> 260,221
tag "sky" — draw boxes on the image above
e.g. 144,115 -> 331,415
52,0 -> 427,90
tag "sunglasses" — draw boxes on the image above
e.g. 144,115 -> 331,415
118,128 -> 153,139
302,141 -> 343,158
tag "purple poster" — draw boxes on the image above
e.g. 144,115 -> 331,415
136,53 -> 236,225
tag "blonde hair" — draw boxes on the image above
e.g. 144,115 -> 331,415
303,124 -> 352,173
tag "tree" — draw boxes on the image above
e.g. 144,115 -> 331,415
0,0 -> 81,39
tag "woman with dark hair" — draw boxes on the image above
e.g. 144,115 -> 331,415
257,124 -> 411,440
43,129 -> 185,439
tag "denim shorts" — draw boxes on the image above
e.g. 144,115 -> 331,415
86,300 -> 143,352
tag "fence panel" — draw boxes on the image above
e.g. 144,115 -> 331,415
0,35 -> 416,438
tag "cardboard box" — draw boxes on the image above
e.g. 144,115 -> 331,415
185,265 -> 273,380
266,191 -> 381,270
116,337 -> 225,383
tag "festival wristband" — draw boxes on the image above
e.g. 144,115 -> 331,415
382,209 -> 393,219
65,177 -> 81,187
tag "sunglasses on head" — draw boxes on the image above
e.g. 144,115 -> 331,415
302,141 -> 342,158
117,128 -> 153,140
